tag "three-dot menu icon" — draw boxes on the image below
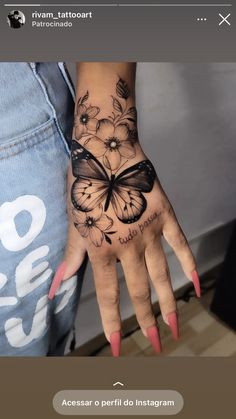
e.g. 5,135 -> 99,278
197,17 -> 207,22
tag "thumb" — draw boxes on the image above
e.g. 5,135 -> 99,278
48,223 -> 86,299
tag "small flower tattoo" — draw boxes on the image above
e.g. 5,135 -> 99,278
74,91 -> 100,139
73,206 -> 116,247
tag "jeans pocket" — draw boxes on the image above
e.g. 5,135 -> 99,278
0,117 -> 71,160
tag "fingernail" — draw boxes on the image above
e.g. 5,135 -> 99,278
110,331 -> 121,357
167,311 -> 179,340
146,325 -> 162,353
191,270 -> 201,298
48,262 -> 67,300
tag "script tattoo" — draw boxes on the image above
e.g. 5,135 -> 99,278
71,77 -> 157,247
118,212 -> 162,245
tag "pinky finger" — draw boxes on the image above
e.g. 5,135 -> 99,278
162,209 -> 201,297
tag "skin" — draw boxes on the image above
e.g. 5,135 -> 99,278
62,62 -> 196,344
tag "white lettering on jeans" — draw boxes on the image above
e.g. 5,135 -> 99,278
0,195 -> 76,350
15,246 -> 52,298
0,195 -> 46,251
4,295 -> 48,348
0,273 -> 17,307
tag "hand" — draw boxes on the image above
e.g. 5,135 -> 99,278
48,77 -> 200,357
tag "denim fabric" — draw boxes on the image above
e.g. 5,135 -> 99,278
0,62 -> 81,356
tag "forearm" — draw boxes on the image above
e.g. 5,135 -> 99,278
75,62 -> 136,116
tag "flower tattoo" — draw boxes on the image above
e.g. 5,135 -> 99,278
74,78 -> 138,172
73,206 -> 116,247
71,77 -> 156,247
74,91 -> 100,138
82,120 -> 135,171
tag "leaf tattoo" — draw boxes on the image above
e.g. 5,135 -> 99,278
126,106 -> 137,122
79,90 -> 89,106
112,96 -> 123,113
116,78 -> 130,99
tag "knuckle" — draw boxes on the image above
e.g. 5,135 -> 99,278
156,265 -> 169,284
178,233 -> 188,248
124,249 -> 144,265
131,288 -> 151,305
147,229 -> 159,245
91,253 -> 114,269
161,200 -> 173,217
98,289 -> 120,307
170,230 -> 188,249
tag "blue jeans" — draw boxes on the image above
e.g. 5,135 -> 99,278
0,62 -> 81,356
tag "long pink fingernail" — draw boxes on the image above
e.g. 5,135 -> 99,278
167,312 -> 179,340
146,325 -> 162,353
191,270 -> 201,298
48,262 -> 67,300
110,331 -> 121,357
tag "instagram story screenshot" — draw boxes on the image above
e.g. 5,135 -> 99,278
0,0 -> 235,418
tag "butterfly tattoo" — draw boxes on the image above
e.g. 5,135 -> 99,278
71,140 -> 156,224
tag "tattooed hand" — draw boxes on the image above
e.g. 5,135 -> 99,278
49,73 -> 200,357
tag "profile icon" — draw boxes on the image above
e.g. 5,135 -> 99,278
7,10 -> 25,29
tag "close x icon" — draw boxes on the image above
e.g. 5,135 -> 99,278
219,13 -> 231,26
